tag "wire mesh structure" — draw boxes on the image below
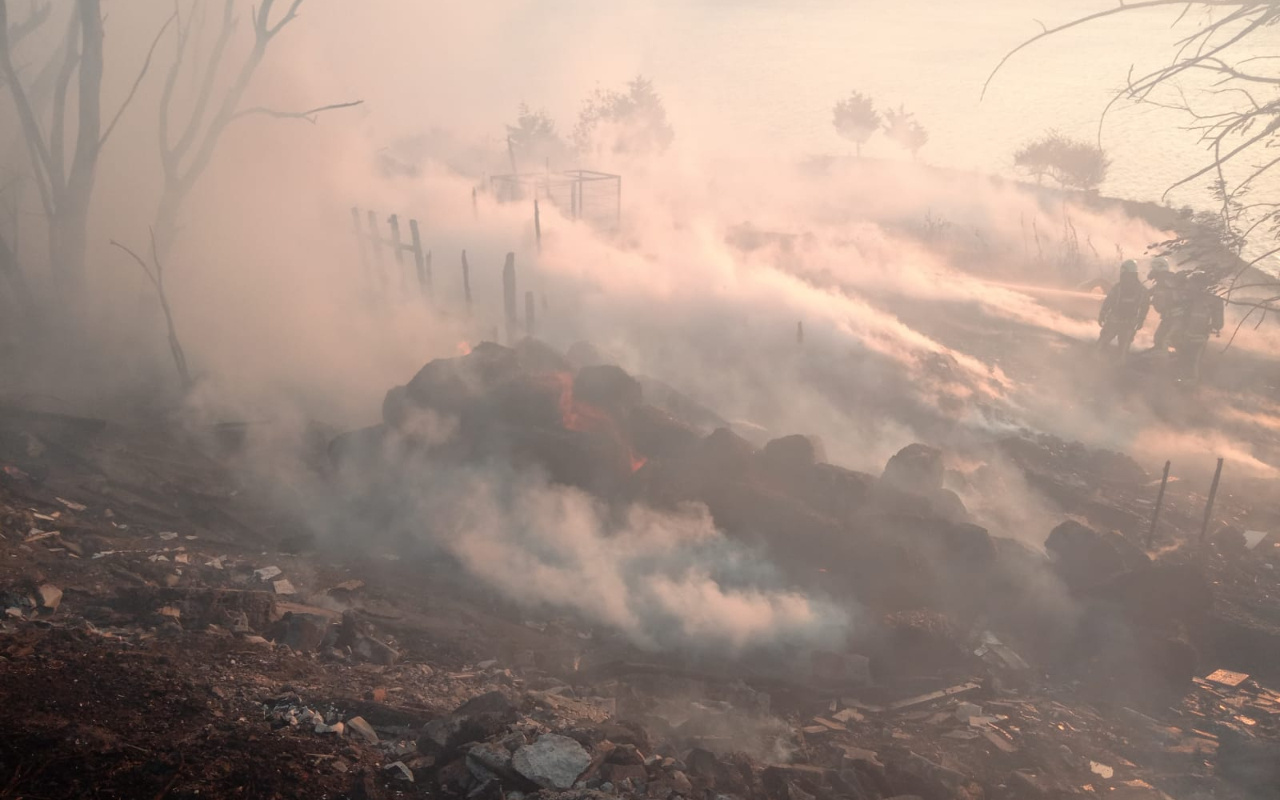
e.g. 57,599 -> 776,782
490,170 -> 621,230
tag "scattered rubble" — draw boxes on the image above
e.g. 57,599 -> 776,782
1,344 -> 1279,799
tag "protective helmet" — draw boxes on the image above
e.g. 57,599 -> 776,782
1150,257 -> 1170,273
1120,259 -> 1139,274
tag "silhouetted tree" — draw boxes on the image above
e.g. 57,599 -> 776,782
1014,131 -> 1110,191
832,91 -> 880,156
987,2 -> 1278,278
153,0 -> 361,256
883,105 -> 928,160
505,103 -> 569,170
573,76 -> 674,157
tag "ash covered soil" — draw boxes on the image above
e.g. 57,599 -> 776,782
2,336 -> 1280,800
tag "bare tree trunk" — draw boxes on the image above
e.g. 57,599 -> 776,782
0,231 -> 32,318
52,0 -> 102,293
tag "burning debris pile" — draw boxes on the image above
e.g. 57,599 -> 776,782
1,341 -> 1279,798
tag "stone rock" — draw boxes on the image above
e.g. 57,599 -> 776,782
418,691 -> 519,756
882,444 -> 944,494
453,691 -> 518,721
385,761 -> 414,782
35,584 -> 61,611
511,733 -> 592,790
627,406 -> 698,461
761,435 -> 826,473
467,742 -> 515,783
353,634 -> 398,666
346,716 -> 378,744
572,365 -> 642,414
274,612 -> 331,653
604,763 -> 649,785
406,343 -> 520,414
698,428 -> 758,481
606,743 -> 645,766
1046,520 -> 1150,592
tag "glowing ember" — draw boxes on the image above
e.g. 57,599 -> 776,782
552,372 -> 648,472
456,341 -> 473,355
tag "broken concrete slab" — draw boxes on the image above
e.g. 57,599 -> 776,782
511,733 -> 591,790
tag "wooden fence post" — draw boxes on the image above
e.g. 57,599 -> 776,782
797,321 -> 805,345
409,218 -> 431,298
387,214 -> 407,291
1146,460 -> 1171,549
472,186 -> 478,220
525,290 -> 535,337
461,250 -> 473,314
1199,457 -> 1225,544
534,199 -> 542,254
503,252 -> 517,345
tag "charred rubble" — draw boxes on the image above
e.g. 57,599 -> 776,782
0,341 -> 1278,798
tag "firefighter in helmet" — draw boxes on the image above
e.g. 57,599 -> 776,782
1169,270 -> 1224,381
1098,259 -> 1150,359
1147,256 -> 1184,353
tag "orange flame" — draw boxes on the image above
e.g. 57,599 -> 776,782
457,341 -> 472,355
552,372 -> 647,472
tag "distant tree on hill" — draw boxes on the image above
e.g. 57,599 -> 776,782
832,91 -> 880,156
573,76 -> 674,158
1014,131 -> 1110,191
505,104 -> 569,170
883,105 -> 928,160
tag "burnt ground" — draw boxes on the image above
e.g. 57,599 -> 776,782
2,336 -> 1280,800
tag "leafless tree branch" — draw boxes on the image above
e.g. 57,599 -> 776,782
109,231 -> 192,391
230,99 -> 363,124
99,10 -> 176,147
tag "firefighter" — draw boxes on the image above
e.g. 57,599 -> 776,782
1147,256 -> 1184,352
1097,259 -> 1150,359
1169,271 -> 1225,381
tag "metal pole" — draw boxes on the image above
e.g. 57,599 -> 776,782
1199,457 -> 1225,544
1145,460 -> 1171,548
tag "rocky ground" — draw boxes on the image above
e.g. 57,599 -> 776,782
1,339 -> 1279,800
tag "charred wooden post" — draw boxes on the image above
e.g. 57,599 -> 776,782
797,321 -> 805,345
534,199 -> 542,254
1200,457 -> 1225,544
461,250 -> 473,314
503,252 -> 517,345
1146,460 -> 1171,549
388,214 -> 407,291
525,290 -> 536,336
409,219 -> 431,297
